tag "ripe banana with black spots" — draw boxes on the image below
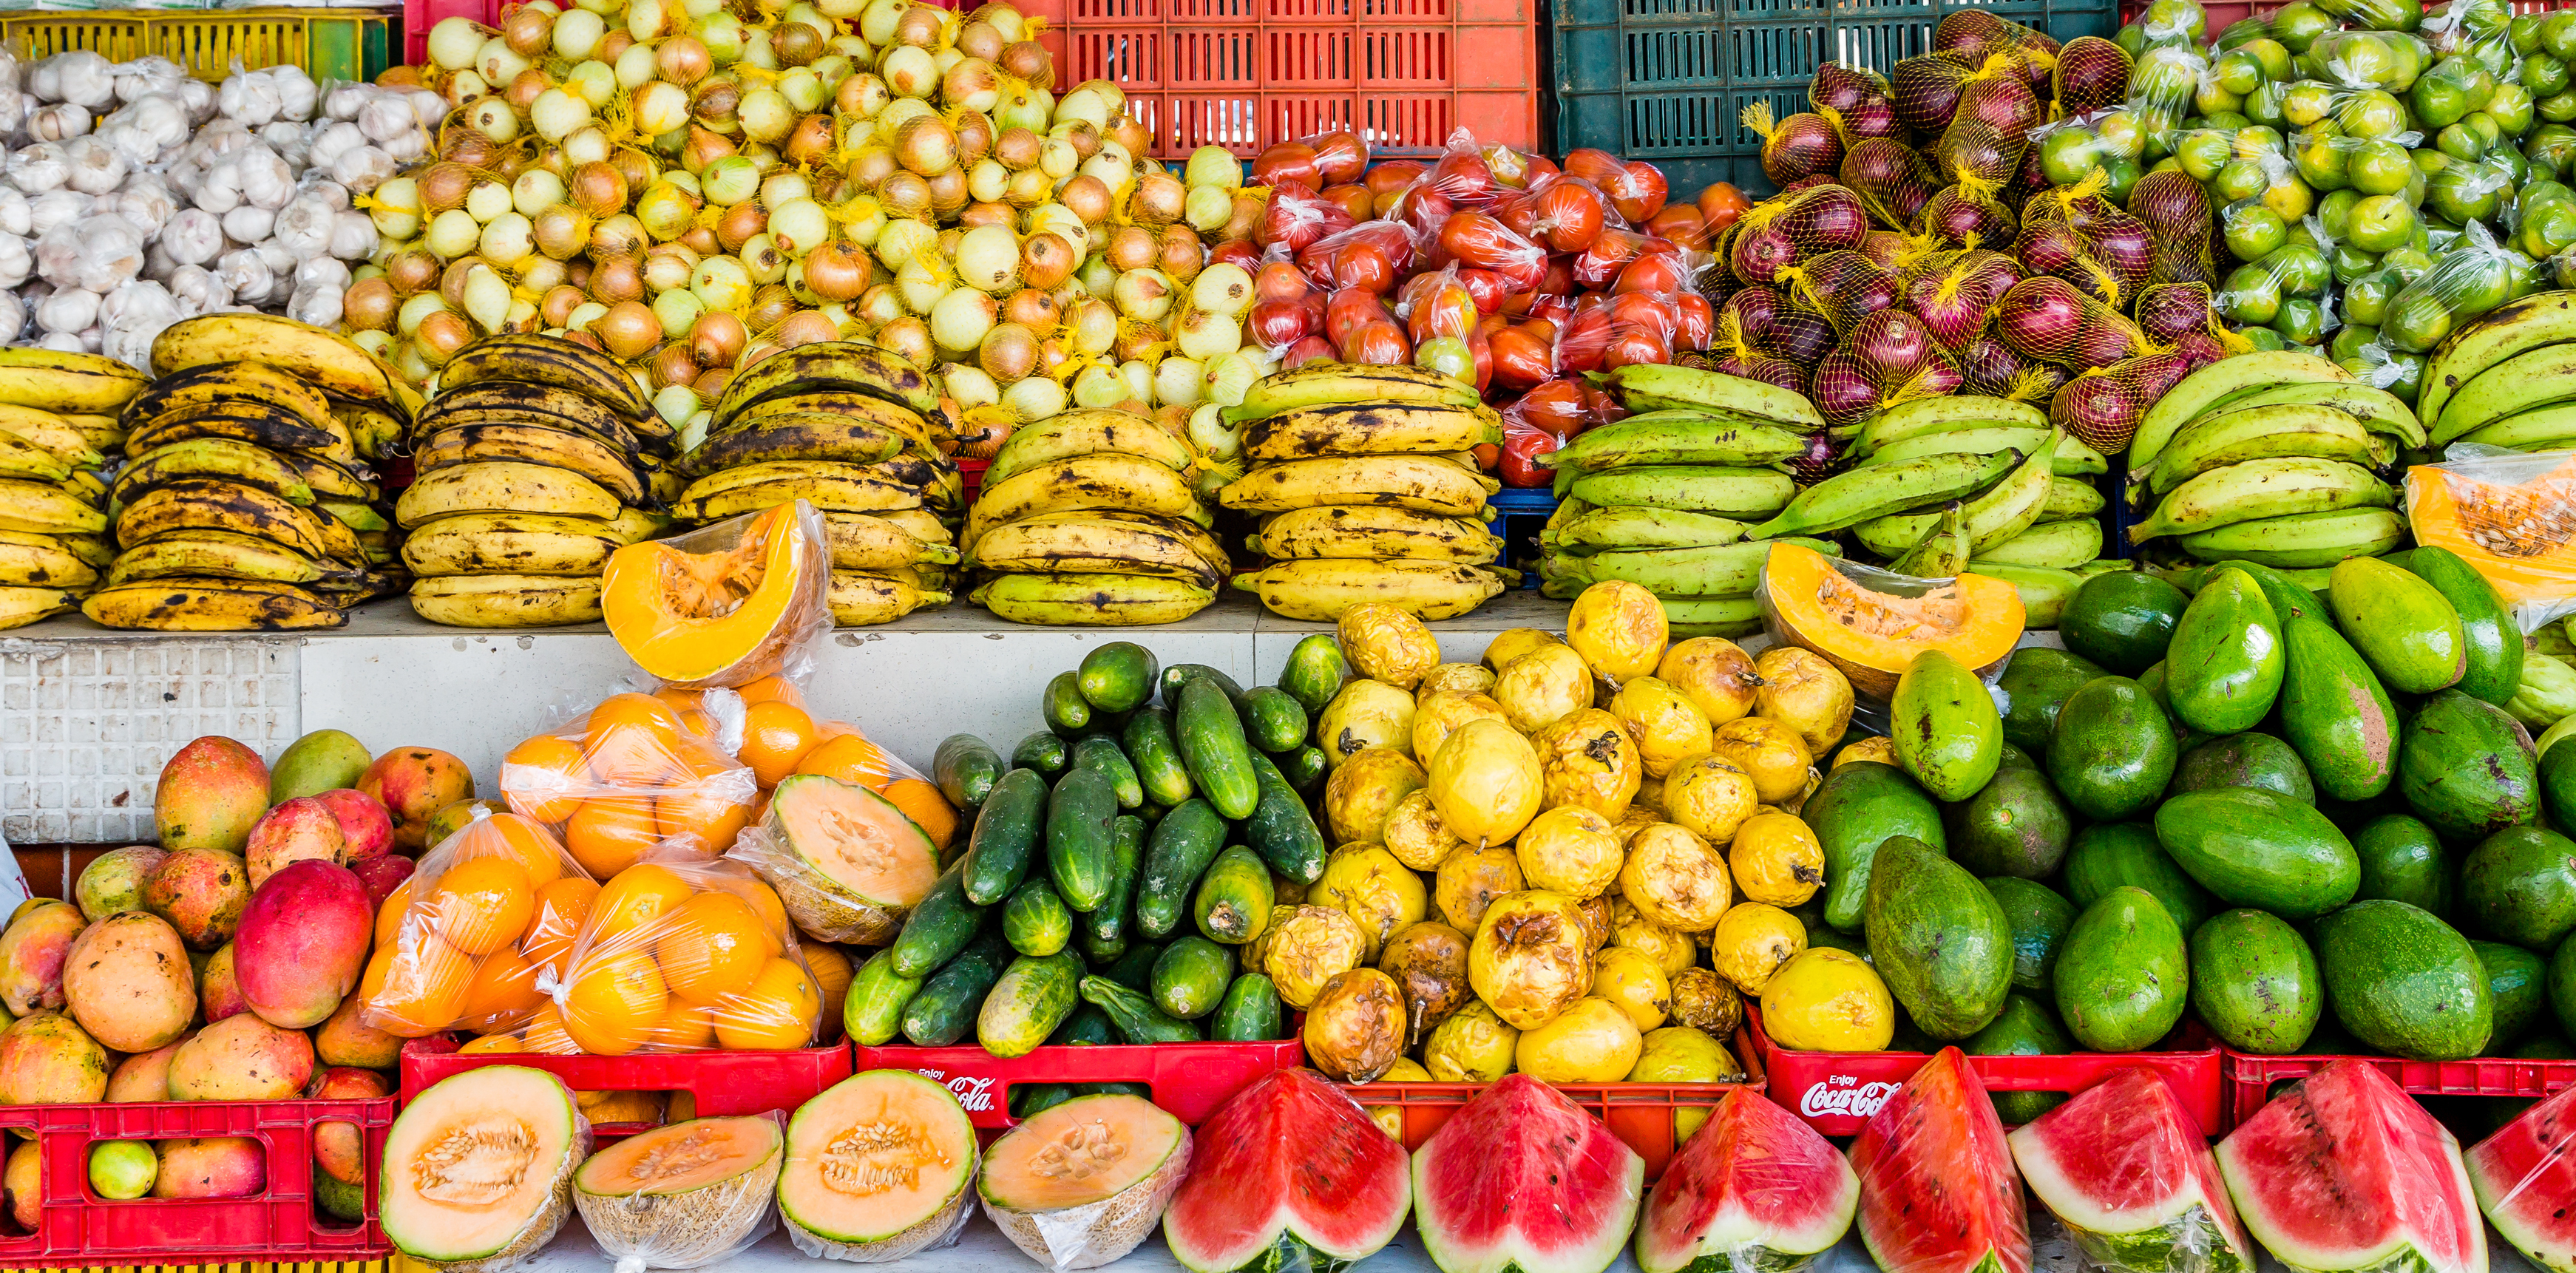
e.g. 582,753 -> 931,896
435,333 -> 653,420
0,347 -> 148,415
1752,451 -> 2021,539
117,480 -> 336,560
829,571 -> 951,625
821,511 -> 961,571
1249,505 -> 1500,563
414,423 -> 648,506
2419,291 -> 2576,429
2140,404 -> 2379,498
972,571 -> 1209,625
2127,458 -> 2395,542
0,531 -> 94,588
0,405 -> 105,467
334,401 -> 405,460
683,413 -> 913,475
126,401 -> 353,462
1218,455 -> 1500,517
1567,466 -> 1796,518
969,513 -> 1227,587
396,461 -> 622,528
1543,506 -> 1748,553
674,467 -> 925,521
713,342 -> 942,424
2433,342 -> 2576,441
1232,558 -> 1508,621
84,577 -> 345,630
0,585 -> 73,629
400,514 -> 627,577
1851,396 -> 2049,455
991,408 -> 1199,481
722,390 -> 940,450
106,532 -> 354,588
0,429 -> 70,483
110,440 -> 316,512
1228,361 -> 1481,421
410,574 -> 603,627
2175,508 -> 2410,568
285,456 -> 376,503
0,478 -> 108,535
152,315 -> 419,416
123,362 -> 337,436
1973,518 -> 2104,569
413,381 -> 643,452
1242,402 -> 1501,461
969,453 -> 1210,543
2129,350 -> 2351,475
1601,362 -> 1826,429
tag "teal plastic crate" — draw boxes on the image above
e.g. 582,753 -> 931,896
1552,0 -> 2120,198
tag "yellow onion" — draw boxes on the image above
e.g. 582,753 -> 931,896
957,18 -> 1004,60
1065,296 -> 1116,355
765,197 -> 828,255
924,166 -> 969,219
784,113 -> 834,165
564,61 -> 617,112
634,180 -> 698,241
652,342 -> 700,388
838,194 -> 888,248
554,7 -> 605,58
859,0 -> 909,46
779,65 -> 827,113
532,205 -> 592,260
1159,223 -> 1204,281
953,223 -> 1020,293
688,310 -> 747,367
1000,38 -> 1048,87
397,291 -> 447,336
874,216 -> 936,271
1001,373 -> 1066,421
369,176 -> 424,239
943,361 -> 1000,412
589,213 -> 645,260
803,240 -> 873,301
566,161 -> 626,219
882,44 -> 937,98
427,16 -> 485,71
977,322 -> 1038,381
641,245 -> 697,294
876,315 -> 935,367
739,87 -> 795,143
952,109 -> 994,163
540,283 -> 586,327
895,113 -> 958,176
929,285 -> 997,353
387,249 -> 441,296
1003,166 -> 1050,207
739,232 -> 787,282
895,254 -> 952,313
632,80 -> 691,135
652,286 -> 705,338
589,254 -> 645,302
691,255 -> 753,312
424,208 -> 481,259
966,157 -> 1009,204
344,276 -> 398,331
418,310 -> 475,364
478,35 -> 531,85
854,282 -> 904,328
836,70 -> 890,117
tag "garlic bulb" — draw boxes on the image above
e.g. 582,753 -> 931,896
0,235 -> 34,291
27,189 -> 89,237
7,143 -> 66,194
61,136 -> 123,196
328,208 -> 375,259
221,202 -> 274,244
0,291 -> 27,344
166,263 -> 228,313
30,103 -> 89,142
115,174 -> 172,237
327,143 -> 393,192
287,284 -> 339,328
159,207 -> 220,265
215,246 -> 274,306
217,70 -> 282,129
45,53 -> 114,109
36,285 -> 95,333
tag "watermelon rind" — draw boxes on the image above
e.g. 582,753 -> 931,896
1850,1048 -> 2032,1273
2214,1061 -> 2486,1273
1413,1073 -> 1646,1273
1635,1088 -> 1859,1273
2007,1070 -> 2255,1273
1162,1070 -> 1411,1273
2466,1083 -> 2576,1273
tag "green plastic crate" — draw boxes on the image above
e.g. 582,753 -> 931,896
1552,0 -> 2119,197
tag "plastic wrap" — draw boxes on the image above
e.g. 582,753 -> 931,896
2381,220 -> 2538,353
1295,219 -> 1417,294
2466,1082 -> 2576,1272
2406,445 -> 2576,628
1757,553 -> 2013,694
2008,1069 -> 2254,1273
727,716 -> 948,943
573,1113 -> 787,1273
985,1132 -> 1194,1272
359,807 -> 596,1039
500,690 -> 762,874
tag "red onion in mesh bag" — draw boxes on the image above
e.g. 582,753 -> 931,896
2053,37 -> 2133,117
1916,184 -> 2019,251
1811,63 -> 1893,115
2132,280 -> 2220,346
2049,347 -> 2193,452
1778,248 -> 1900,337
1960,331 -> 2066,401
1744,103 -> 1846,187
1891,50 -> 1984,131
1996,276 -> 2152,370
2126,169 -> 2215,288
1840,140 -> 1942,231
1812,309 -> 1964,428
1728,183 -> 1869,285
2015,172 -> 2154,307
1904,248 -> 2024,351
1860,231 -> 1919,267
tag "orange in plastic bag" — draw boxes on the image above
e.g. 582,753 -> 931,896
359,809 -> 592,1039
2407,449 -> 2576,626
501,691 -> 762,875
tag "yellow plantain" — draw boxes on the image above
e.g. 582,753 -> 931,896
986,409 -> 1197,484
413,422 -> 648,506
1242,402 -> 1502,461
969,513 -> 1227,588
110,439 -> 316,512
123,362 -> 337,435
414,381 -> 643,451
821,511 -> 962,571
82,577 -> 346,631
409,574 -> 604,628
713,342 -> 943,424
396,461 -> 622,528
1218,455 -> 1500,517
433,333 -> 652,420
126,401 -> 353,461
1231,557 -> 1508,621
0,530 -> 95,588
0,347 -> 148,415
0,585 -> 74,629
0,478 -> 108,534
152,316 -> 419,415
105,531 -> 353,588
0,406 -> 100,468
1249,504 -> 1502,563
401,513 -> 624,577
719,390 -> 940,451
970,572 -> 1216,625
116,480 -> 333,559
966,453 -> 1210,546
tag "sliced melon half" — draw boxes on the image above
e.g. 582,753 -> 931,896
574,1115 -> 784,1269
756,774 -> 939,944
980,1093 -> 1192,1271
780,1068 -> 980,1262
383,1065 -> 589,1273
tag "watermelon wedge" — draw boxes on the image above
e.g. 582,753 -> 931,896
1412,1072 -> 1645,1273
1635,1087 -> 1859,1273
2008,1067 -> 2256,1273
1162,1068 -> 1411,1273
2466,1080 -> 2576,1273
1848,1047 -> 2032,1273
2214,1059 -> 2485,1273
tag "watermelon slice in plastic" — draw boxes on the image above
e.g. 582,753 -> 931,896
1412,1073 -> 1644,1273
1848,1047 -> 2032,1273
1161,1067 -> 1411,1273
1635,1086 -> 1859,1273
2466,1080 -> 2576,1273
2008,1067 -> 2255,1273
2214,1059 -> 2485,1273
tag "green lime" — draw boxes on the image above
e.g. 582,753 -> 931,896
2095,110 -> 2146,160
2429,164 -> 2505,223
2224,204 -> 2291,259
2211,157 -> 2273,203
2495,146 -> 2530,185
2206,110 -> 2256,130
2274,1 -> 2333,52
2515,13 -> 2545,55
2241,325 -> 2290,350
2295,132 -> 2352,189
2236,126 -> 2289,156
2100,156 -> 2144,204
2438,122 -> 2487,160
2382,245 -> 2438,276
2217,17 -> 2269,51
2284,218 -> 2325,253
2414,71 -> 2472,128
2329,322 -> 2379,361
2220,263 -> 2285,324
2214,48 -> 2268,94
2384,290 -> 2456,353
2547,10 -> 2576,59
2116,22 -> 2146,57
2283,81 -> 2336,126
2266,243 -> 2333,295
2347,193 -> 2419,252
2176,129 -> 2234,180
2331,35 -> 2399,86
2492,83 -> 2538,135
2541,90 -> 2576,123
2529,123 -> 2576,172
2345,271 -> 2396,325
2348,138 -> 2414,194
2524,55 -> 2567,97
2248,81 -> 2289,126
2520,199 -> 2576,257
2465,111 -> 2504,150
2250,37 -> 2295,80
2038,129 -> 2099,186
2197,81 -> 2248,117
2332,242 -> 2383,283
2316,188 -> 2362,240
2265,177 -> 2316,222
2141,0 -> 2206,42
2385,32 -> 2426,86
2274,296 -> 2328,344
2340,89 -> 2408,137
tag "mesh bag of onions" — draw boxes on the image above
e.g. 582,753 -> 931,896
1933,10 -> 2058,101
2051,347 -> 2196,452
1811,309 -> 1965,429
1838,140 -> 1941,231
1929,55 -> 2043,189
1904,248 -> 2024,352
1775,248 -> 1901,338
2051,36 -> 2134,116
2126,169 -> 2216,288
1743,102 -> 1845,188
2013,170 -> 2154,310
1729,183 -> 1870,285
1809,63 -> 1907,144
1995,276 -> 2154,371
1915,181 -> 2019,252
1960,333 -> 2066,401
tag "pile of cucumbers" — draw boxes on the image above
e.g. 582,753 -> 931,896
840,638 -> 1346,1070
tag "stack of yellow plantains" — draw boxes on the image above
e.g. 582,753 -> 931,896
0,350 -> 145,629
674,342 -> 961,627
396,332 -> 675,627
962,408 -> 1233,625
84,316 -> 414,631
1220,363 -> 1511,621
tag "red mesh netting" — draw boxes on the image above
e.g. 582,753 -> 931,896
2050,347 -> 2194,452
1812,309 -> 1966,428
1729,183 -> 1872,285
1811,64 -> 1908,143
1744,102 -> 1847,188
1996,274 -> 2155,370
2127,169 -> 2217,288
2052,36 -> 2134,116
1916,183 -> 2021,251
1905,248 -> 2026,350
1777,248 -> 1902,338
1931,56 -> 2044,189
1891,50 -> 1984,132
1840,140 -> 1944,231
1960,331 -> 2067,401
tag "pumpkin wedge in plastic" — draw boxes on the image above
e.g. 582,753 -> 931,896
602,502 -> 832,690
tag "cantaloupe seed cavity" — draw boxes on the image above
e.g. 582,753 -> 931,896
416,1114 -> 543,1206
1029,1118 -> 1129,1184
819,1110 -> 957,1196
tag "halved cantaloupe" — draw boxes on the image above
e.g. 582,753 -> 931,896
1760,542 -> 2025,699
979,1092 -> 1192,1271
779,1069 -> 980,1262
602,503 -> 828,690
753,774 -> 939,944
382,1065 -> 590,1273
573,1115 -> 784,1270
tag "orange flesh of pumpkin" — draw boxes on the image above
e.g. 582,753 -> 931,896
576,1116 -> 780,1196
603,504 -> 812,685
780,1070 -> 975,1241
1763,543 -> 2023,682
980,1094 -> 1183,1212
770,775 -> 940,909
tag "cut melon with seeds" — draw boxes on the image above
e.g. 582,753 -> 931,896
382,1065 -> 589,1273
757,774 -> 940,944
980,1092 -> 1192,1272
779,1069 -> 980,1263
574,1115 -> 784,1270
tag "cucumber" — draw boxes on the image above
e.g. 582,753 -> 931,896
1121,706 -> 1194,806
1101,941 -> 1163,992
898,930 -> 1013,1046
1043,671 -> 1092,735
1135,798 -> 1227,939
888,858 -> 983,977
1011,1084 -> 1077,1119
841,946 -> 927,1046
1002,877 -> 1074,957
1048,1002 -> 1117,1045
1150,935 -> 1236,1019
1078,641 -> 1159,713
1212,972 -> 1285,1041
1241,751 -> 1328,884
1045,764 -> 1118,912
1011,730 -> 1069,776
961,767 -> 1048,905
1240,686 -> 1310,755
1079,974 -> 1205,1044
1278,633 -> 1351,716
1071,734 -> 1145,809
1282,745 -> 1329,795
1080,814 -> 1147,965
1193,844 -> 1275,945
977,951 -> 1082,1058
1162,662 -> 1245,707
1176,675 -> 1260,819
932,733 -> 1006,811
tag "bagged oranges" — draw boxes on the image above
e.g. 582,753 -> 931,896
359,809 -> 592,1039
500,689 -> 762,874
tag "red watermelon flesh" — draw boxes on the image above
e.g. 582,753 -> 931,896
1412,1073 -> 1645,1273
2466,1080 -> 2576,1273
2214,1059 -> 2485,1273
1848,1047 -> 2032,1273
1161,1068 -> 1411,1273
1635,1087 -> 1859,1273
2007,1067 -> 2255,1273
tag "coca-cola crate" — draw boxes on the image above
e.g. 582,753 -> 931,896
398,1041 -> 853,1141
850,1041 -> 1305,1130
1748,1007 -> 2224,1137
2225,1046 -> 2576,1129
0,1095 -> 396,1269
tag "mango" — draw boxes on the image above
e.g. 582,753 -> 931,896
306,1066 -> 389,1187
0,1011 -> 108,1104
3,1141 -> 31,1231
270,730 -> 371,804
2402,689 -> 2541,843
422,798 -> 504,848
233,860 -> 370,1030
106,1037 -> 189,1101
153,1138 -> 264,1199
168,1013 -> 313,1100
2169,732 -> 2315,804
72,846 -> 166,923
141,847 -> 251,951
199,943 -> 245,1022
2189,909 -> 2322,1055
312,788 -> 395,862
1945,767 -> 2073,880
2353,814 -> 2453,915
63,912 -> 194,1053
2165,567 -> 2285,735
154,736 -> 270,854
313,994 -> 400,1069
2053,886 -> 2189,1051
0,901 -> 84,1015
242,796 -> 347,891
2331,556 -> 2467,694
2402,546 -> 2524,706
1862,837 -> 2014,1040
2277,605 -> 2401,801
357,746 -> 476,852
351,854 -> 416,912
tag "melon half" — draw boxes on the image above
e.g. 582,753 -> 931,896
572,1115 -> 784,1270
980,1092 -> 1192,1271
779,1068 -> 980,1262
382,1065 -> 590,1273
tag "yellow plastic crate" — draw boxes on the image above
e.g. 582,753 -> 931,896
0,13 -> 149,64
0,7 -> 395,84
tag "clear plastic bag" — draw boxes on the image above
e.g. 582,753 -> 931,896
1756,549 -> 2018,702
501,690 -> 762,876
2008,1068 -> 2254,1273
573,1112 -> 787,1273
603,501 -> 833,692
2464,1065 -> 2576,1273
2381,220 -> 2540,353
2406,445 -> 2576,629
986,1131 -> 1194,1272
358,807 -> 596,1039
728,717 -> 950,945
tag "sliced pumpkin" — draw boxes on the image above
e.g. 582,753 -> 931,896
1760,542 -> 2024,699
574,1115 -> 784,1269
382,1065 -> 589,1272
978,1093 -> 1191,1271
779,1069 -> 979,1262
752,774 -> 939,944
601,503 -> 828,690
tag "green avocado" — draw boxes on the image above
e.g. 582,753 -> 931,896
2401,546 -> 2524,706
1806,761 -> 1946,934
2060,571 -> 2189,675
2352,813 -> 2453,914
2314,900 -> 2495,1061
1996,647 -> 2109,756
2169,731 -> 2316,804
2331,556 -> 2469,694
1983,876 -> 2078,994
1863,836 -> 2015,1041
2049,676 -> 2180,821
1945,767 -> 2075,880
2062,821 -> 2214,937
2164,567 -> 2286,735
2155,787 -> 2361,920
2053,886 -> 2191,1052
2189,909 -> 2322,1055
2542,737 -> 2576,838
2472,939 -> 2549,1052
2277,605 -> 2402,802
2399,689 -> 2541,842
1891,650 -> 2004,802
1963,994 -> 2075,1123
2458,823 -> 2576,951
2552,934 -> 2576,1041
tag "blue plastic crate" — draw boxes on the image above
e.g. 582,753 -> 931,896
1490,486 -> 1562,587
1551,0 -> 2120,199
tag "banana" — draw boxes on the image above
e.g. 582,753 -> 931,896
1249,505 -> 1499,563
0,585 -> 73,630
1967,563 -> 2084,627
56,534 -> 112,568
1959,430 -> 2060,553
123,362 -> 338,437
2143,404 -> 2379,498
285,456 -> 376,503
109,440 -> 316,512
1568,466 -> 1797,519
829,571 -> 951,625
0,406 -> 104,467
1851,396 -> 2050,455
117,479 -> 333,559
414,381 -> 644,452
2044,477 -> 2106,521
409,574 -> 604,628
969,453 -> 1210,541
1241,402 -> 1502,461
400,514 -> 626,577
1659,595 -> 1766,637
318,500 -> 390,533
2435,342 -> 2576,442
821,511 -> 962,571
1227,361 -> 1482,421
2191,379 -> 2425,447
989,408 -> 1199,481
2175,508 -> 2410,568
611,506 -> 671,544
722,390 -> 941,450
0,478 -> 108,535
2458,402 -> 2576,451
356,531 -> 396,567
2127,458 -> 2396,543
680,458 -> 935,506
1973,518 -> 2104,569
1218,455 -> 1499,517
712,342 -> 943,424
1553,537 -> 1838,597
414,423 -> 648,506
152,316 -> 419,416
435,333 -> 654,420
0,347 -> 148,415
1544,507 -> 1747,553
1602,363 -> 1826,429
126,401 -> 354,461
2129,350 -> 2352,475
63,470 -> 104,507
973,571 -> 1213,625
83,577 -> 345,630
969,514 -> 1226,587
396,461 -> 621,529
106,532 -> 354,587
1862,426 -> 2108,476
59,414 -> 124,449
676,472 -> 926,522
0,531 -> 94,588
1538,413 -> 1807,479
2419,291 -> 2576,429
1891,503 -> 1974,577
334,400 -> 406,460
1751,451 -> 2021,540
0,428 -> 70,483
683,413 -> 913,475
1230,558 -> 1508,621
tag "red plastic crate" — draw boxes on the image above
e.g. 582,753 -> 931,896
1747,1006 -> 2224,1138
1026,0 -> 1539,157
398,1041 -> 854,1139
1346,1027 -> 1766,1183
851,1040 -> 1305,1130
0,1095 -> 396,1269
2223,1047 -> 2576,1129
956,456 -> 989,507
